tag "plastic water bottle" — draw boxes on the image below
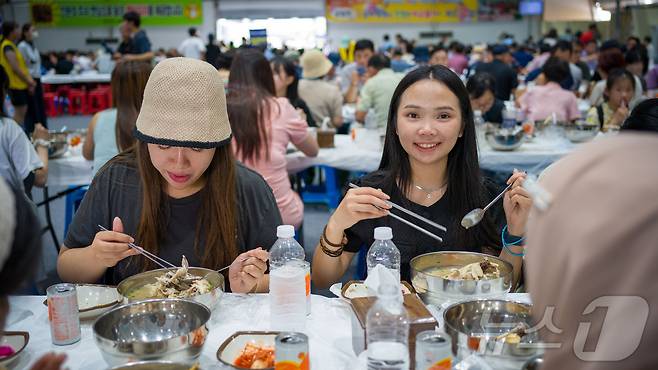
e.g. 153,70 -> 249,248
473,109 -> 484,126
366,284 -> 410,370
269,225 -> 310,332
502,104 -> 517,130
367,227 -> 401,282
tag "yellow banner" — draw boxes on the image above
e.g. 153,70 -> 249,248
326,0 -> 479,23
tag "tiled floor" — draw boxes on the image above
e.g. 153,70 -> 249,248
33,115 -> 357,296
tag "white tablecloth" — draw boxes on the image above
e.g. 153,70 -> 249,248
48,150 -> 94,187
41,73 -> 112,85
6,293 -> 530,370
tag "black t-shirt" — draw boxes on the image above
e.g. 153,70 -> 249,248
343,172 -> 506,282
206,44 -> 221,69
483,99 -> 505,124
117,40 -> 134,55
476,60 -> 518,101
131,30 -> 151,54
64,160 -> 282,285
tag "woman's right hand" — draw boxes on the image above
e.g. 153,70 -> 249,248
89,217 -> 139,268
328,187 -> 391,231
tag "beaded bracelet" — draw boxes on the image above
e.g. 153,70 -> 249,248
501,225 -> 525,257
320,226 -> 346,257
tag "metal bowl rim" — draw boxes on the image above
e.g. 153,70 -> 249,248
442,298 -> 533,335
116,267 -> 224,298
410,251 -> 514,280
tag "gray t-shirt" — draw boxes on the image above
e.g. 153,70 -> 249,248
0,118 -> 43,190
64,159 -> 282,285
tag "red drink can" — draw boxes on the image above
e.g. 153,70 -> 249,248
47,283 -> 81,345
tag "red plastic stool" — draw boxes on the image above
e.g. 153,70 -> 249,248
68,89 -> 88,115
43,92 -> 59,117
87,88 -> 110,114
56,85 -> 72,98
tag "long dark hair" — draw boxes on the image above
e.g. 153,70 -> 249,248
270,56 -> 300,102
377,65 -> 499,250
20,23 -> 32,43
227,49 -> 276,162
111,61 -> 152,152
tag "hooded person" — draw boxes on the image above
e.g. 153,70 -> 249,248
57,57 -> 282,294
526,132 -> 658,370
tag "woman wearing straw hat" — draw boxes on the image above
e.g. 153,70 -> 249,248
57,58 -> 282,293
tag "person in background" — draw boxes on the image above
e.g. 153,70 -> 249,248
390,48 -> 414,73
0,67 -> 48,194
83,61 -> 152,175
205,33 -> 221,69
526,41 -> 581,91
625,50 -> 647,93
586,68 -> 635,132
270,56 -> 316,127
476,44 -> 518,101
526,133 -> 658,370
579,22 -> 599,45
511,43 -> 534,69
520,58 -> 580,123
0,21 -> 34,126
643,36 -> 654,65
589,48 -> 644,107
582,39 -> 599,73
0,180 -> 67,370
339,39 -> 375,104
17,23 -> 46,133
525,42 -> 551,73
448,42 -> 469,75
621,98 -> 658,133
379,34 -> 394,54
216,50 -> 233,85
355,54 -> 404,129
177,27 -> 206,61
572,41 -> 592,83
467,72 -> 505,124
646,65 -> 658,95
55,50 -> 74,74
119,11 -> 153,63
228,49 -> 318,229
298,49 -> 343,128
114,22 -> 134,60
428,46 -> 448,67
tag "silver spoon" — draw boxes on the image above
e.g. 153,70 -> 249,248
461,182 -> 513,229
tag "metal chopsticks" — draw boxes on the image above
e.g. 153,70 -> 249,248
97,225 -> 178,269
348,183 -> 446,242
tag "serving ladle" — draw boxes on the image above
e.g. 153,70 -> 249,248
461,182 -> 513,229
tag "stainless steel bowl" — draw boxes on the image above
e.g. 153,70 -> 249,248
564,122 -> 599,143
110,361 -> 196,370
522,355 -> 543,370
444,299 -> 542,369
117,267 -> 224,310
485,128 -> 524,151
410,252 -> 513,306
93,299 -> 210,366
48,131 -> 68,158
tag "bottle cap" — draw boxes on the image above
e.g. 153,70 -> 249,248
374,227 -> 393,240
276,225 -> 295,238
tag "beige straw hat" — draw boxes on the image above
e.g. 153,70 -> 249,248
300,49 -> 333,79
135,57 -> 232,148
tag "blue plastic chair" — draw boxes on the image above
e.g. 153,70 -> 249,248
301,165 -> 341,210
64,185 -> 89,237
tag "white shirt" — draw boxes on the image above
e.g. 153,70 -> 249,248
17,41 -> 41,78
0,118 -> 43,190
177,37 -> 206,60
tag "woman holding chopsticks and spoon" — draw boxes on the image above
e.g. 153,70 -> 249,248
57,58 -> 282,293
312,65 -> 532,288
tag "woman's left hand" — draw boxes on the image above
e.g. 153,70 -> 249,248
228,247 -> 269,293
503,171 -> 533,236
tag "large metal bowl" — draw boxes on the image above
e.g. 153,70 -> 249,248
564,121 -> 599,143
485,128 -> 524,151
444,299 -> 542,369
93,299 -> 210,366
47,131 -> 68,158
410,251 -> 513,305
117,267 -> 224,310
110,361 -> 196,370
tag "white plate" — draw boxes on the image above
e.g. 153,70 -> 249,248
216,331 -> 278,369
0,331 -> 29,367
43,284 -> 122,320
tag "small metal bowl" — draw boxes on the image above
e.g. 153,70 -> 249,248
564,122 -> 599,143
93,299 -> 210,366
47,131 -> 68,158
117,267 -> 224,310
444,299 -> 542,368
110,361 -> 196,370
485,128 -> 524,151
522,355 -> 543,370
410,251 -> 513,306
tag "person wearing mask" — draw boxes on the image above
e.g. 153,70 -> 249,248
298,49 -> 344,128
519,58 -> 580,123
428,46 -> 448,67
118,11 -> 153,63
586,69 -> 635,132
526,132 -> 658,370
270,56 -> 316,127
17,23 -> 46,134
467,72 -> 505,124
354,54 -> 404,129
312,65 -> 531,287
227,50 -> 318,229
58,58 -> 280,293
205,33 -> 221,69
177,27 -> 206,61
0,21 -> 34,126
339,39 -> 375,104
475,45 -> 518,101
448,42 -> 469,75
83,61 -> 152,175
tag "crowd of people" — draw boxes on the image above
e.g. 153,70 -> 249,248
0,12 -> 658,369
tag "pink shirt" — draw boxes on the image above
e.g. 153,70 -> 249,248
520,82 -> 581,122
237,97 -> 309,228
448,53 -> 468,75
